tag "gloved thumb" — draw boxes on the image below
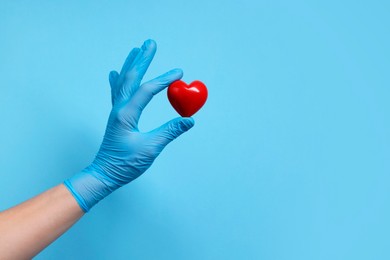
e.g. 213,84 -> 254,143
152,117 -> 195,146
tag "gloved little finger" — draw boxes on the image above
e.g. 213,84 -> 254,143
109,70 -> 119,106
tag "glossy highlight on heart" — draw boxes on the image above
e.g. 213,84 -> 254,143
167,80 -> 208,117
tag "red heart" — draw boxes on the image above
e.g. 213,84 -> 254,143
167,80 -> 208,117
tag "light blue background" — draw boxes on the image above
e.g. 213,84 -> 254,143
1,0 -> 389,259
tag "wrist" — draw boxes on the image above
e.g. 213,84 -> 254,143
63,165 -> 120,212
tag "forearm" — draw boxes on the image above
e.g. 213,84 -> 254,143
0,39 -> 195,259
0,184 -> 84,260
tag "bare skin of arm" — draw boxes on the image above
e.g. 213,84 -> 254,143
0,39 -> 192,260
0,184 -> 84,260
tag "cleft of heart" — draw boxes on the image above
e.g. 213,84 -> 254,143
167,80 -> 208,117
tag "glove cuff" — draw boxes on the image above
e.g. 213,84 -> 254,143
63,166 -> 120,212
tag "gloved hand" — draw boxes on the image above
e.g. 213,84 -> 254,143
64,39 -> 194,212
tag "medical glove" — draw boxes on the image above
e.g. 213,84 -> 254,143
64,39 -> 194,212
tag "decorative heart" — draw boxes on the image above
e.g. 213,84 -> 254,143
167,80 -> 208,117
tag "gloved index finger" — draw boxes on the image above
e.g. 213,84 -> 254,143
123,68 -> 183,127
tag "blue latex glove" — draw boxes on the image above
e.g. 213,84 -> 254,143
64,39 -> 194,212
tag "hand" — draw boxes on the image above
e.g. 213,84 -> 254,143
64,39 -> 194,212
